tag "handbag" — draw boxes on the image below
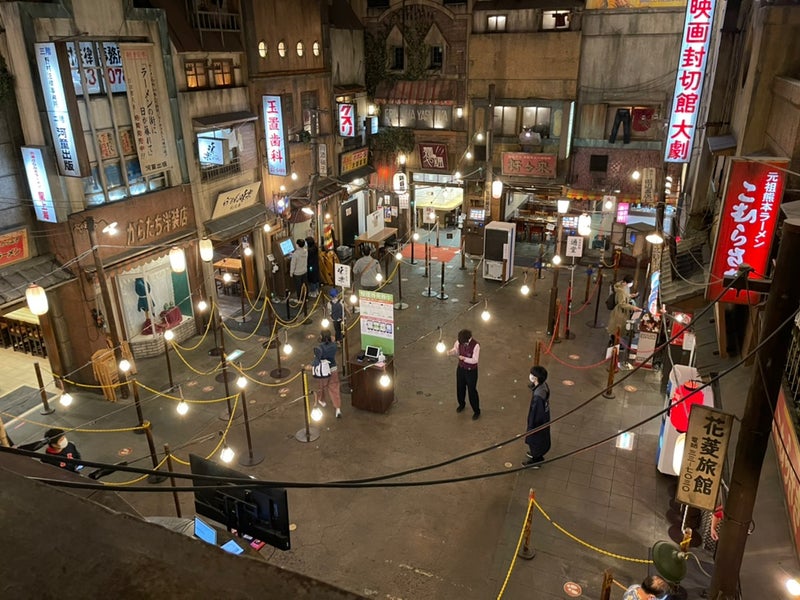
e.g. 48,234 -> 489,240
311,358 -> 332,378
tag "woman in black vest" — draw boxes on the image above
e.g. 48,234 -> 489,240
447,329 -> 481,420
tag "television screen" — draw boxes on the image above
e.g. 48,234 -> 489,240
189,454 -> 291,551
278,238 -> 295,255
194,517 -> 217,545
469,209 -> 485,221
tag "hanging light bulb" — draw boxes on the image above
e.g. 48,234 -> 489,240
465,150 -> 473,160
263,223 -> 272,233
164,329 -> 174,342
169,246 -> 187,273
220,444 -> 235,463
412,232 -> 420,241
476,132 -> 484,142
59,392 -> 73,407
301,206 -> 314,215
436,326 -> 446,353
552,254 -> 562,265
786,578 -> 800,596
176,400 -> 189,415
321,317 -> 330,329
376,273 -> 383,283
197,299 -> 208,312
223,272 -> 232,283
631,170 -> 641,181
454,171 -> 462,181
282,332 -> 293,355
379,373 -> 391,388
237,375 -> 247,389
349,292 -> 358,305
395,250 -> 403,260
310,405 -> 323,422
578,213 -> 592,236
199,237 -> 214,262
291,171 -> 298,181
324,212 -> 332,220
119,359 -> 131,373
520,272 -> 530,296
481,300 -> 490,322
243,244 -> 253,257
646,230 -> 664,245
279,185 -> 286,192
26,283 -> 48,316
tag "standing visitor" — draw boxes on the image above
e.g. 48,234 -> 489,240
607,274 -> 639,346
305,236 -> 320,297
312,329 -> 342,418
446,329 -> 481,420
352,247 -> 382,291
289,238 -> 308,303
327,289 -> 347,343
523,365 -> 551,468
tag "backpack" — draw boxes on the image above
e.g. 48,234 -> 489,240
311,358 -> 331,378
330,300 -> 343,321
605,288 -> 617,310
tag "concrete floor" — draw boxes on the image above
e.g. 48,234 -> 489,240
1,238 -> 796,599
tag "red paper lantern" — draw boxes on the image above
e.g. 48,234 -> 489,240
670,380 -> 704,433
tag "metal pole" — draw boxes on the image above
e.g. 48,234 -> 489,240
564,262 -> 575,340
217,310 -> 233,419
600,570 -> 614,600
584,267 -> 592,303
460,237 -> 466,270
34,362 -> 54,415
423,241 -> 429,277
435,217 -> 440,248
589,267 -> 605,329
163,334 -> 174,391
163,443 -> 181,517
517,488 -> 536,559
130,377 -> 145,431
547,265 -> 559,336
534,340 -> 542,366
270,331 -> 290,379
86,217 -> 129,399
470,263 -> 478,304
143,420 -> 166,483
602,346 -> 617,399
437,261 -> 448,300
537,243 -> 544,280
710,220 -> 800,599
238,382 -> 264,466
295,369 -> 320,442
394,261 -> 408,310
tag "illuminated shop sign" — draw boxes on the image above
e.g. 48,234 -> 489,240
664,0 -> 715,162
338,103 -> 356,137
707,158 -> 788,304
263,95 -> 288,176
67,41 -> 126,96
21,146 -> 58,223
35,43 -> 88,177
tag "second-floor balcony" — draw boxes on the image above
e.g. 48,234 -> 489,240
192,7 -> 241,32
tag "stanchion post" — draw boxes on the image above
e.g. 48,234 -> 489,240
589,266 -> 605,329
534,340 -> 542,366
470,263 -> 479,304
237,376 -> 264,466
270,330 -> 290,379
394,261 -> 408,310
501,258 -> 507,283
217,313 -> 234,420
164,443 -> 181,517
547,264 -> 559,335
537,243 -> 544,279
143,421 -> 166,483
295,368 -> 320,442
459,237 -> 466,270
553,299 -> 562,344
564,264 -> 575,340
284,288 -> 291,321
34,362 -> 55,415
437,261 -> 448,300
163,330 -> 175,391
584,267 -> 592,304
423,241 -> 429,277
301,283 -> 310,324
435,218 -> 440,247
603,346 -> 618,399
517,488 -> 536,560
130,377 -> 146,432
600,569 -> 614,600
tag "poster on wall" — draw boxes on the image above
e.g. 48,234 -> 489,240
21,147 -> 59,223
0,228 -> 30,268
418,143 -> 448,171
119,43 -> 171,174
706,158 -> 788,304
359,290 -> 394,355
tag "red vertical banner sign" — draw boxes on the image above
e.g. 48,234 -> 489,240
707,158 -> 788,304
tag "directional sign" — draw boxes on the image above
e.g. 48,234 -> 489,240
566,235 -> 584,258
335,263 -> 351,288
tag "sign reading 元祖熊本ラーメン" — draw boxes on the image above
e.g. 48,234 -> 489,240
676,405 -> 733,511
706,158 -> 788,305
119,43 -> 171,175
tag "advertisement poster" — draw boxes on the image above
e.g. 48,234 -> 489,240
359,290 -> 394,355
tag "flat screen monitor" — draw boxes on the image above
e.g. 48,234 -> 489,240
220,539 -> 244,555
469,208 -> 485,221
189,454 -> 291,551
194,516 -> 217,545
278,238 -> 295,255
364,345 -> 381,361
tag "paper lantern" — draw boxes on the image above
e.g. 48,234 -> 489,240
26,283 -> 48,316
169,246 -> 186,273
670,380 -> 704,433
491,180 -> 503,199
199,237 -> 214,262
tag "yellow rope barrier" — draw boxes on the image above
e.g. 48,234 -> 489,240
170,394 -> 239,466
106,455 -> 169,486
219,293 -> 272,341
170,343 -> 223,376
171,310 -> 214,351
228,364 -> 302,387
136,382 -> 238,404
60,378 -> 126,389
235,319 -> 279,371
533,499 -> 653,564
496,495 -> 535,599
0,410 -> 145,433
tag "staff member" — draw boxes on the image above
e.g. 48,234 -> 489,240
447,329 -> 481,420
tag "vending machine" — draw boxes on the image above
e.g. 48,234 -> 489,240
482,221 -> 516,282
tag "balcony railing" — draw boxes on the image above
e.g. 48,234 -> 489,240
192,8 -> 241,32
200,158 -> 241,183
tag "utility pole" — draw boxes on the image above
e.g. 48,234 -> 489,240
485,83 -> 495,221
709,216 -> 800,598
309,107 -> 321,244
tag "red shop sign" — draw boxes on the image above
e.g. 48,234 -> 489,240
707,158 -> 788,305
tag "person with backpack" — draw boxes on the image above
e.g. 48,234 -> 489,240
312,329 -> 342,418
327,288 -> 347,343
606,274 -> 639,346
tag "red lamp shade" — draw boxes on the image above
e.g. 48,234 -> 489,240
670,380 -> 704,433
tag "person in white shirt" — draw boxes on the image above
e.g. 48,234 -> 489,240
352,247 -> 382,291
289,238 -> 308,301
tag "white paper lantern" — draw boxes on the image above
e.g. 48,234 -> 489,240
169,247 -> 187,273
26,283 -> 48,316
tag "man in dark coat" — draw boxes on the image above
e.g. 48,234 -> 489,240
523,365 -> 551,468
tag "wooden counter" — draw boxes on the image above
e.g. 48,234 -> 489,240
348,358 -> 395,413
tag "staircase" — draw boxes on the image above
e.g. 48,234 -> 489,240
660,234 -> 708,305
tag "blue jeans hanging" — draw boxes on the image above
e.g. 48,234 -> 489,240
609,108 -> 632,144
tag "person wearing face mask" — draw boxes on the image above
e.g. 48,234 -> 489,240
523,365 -> 551,468
621,574 -> 671,599
606,273 -> 639,347
42,428 -> 82,472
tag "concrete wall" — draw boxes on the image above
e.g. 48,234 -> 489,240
765,76 -> 800,195
469,32 -> 581,100
331,28 -> 365,86
579,9 -> 684,106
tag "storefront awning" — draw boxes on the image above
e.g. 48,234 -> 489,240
0,254 -> 75,309
339,165 -> 375,183
204,204 -> 268,242
374,80 -> 457,106
287,177 -> 347,203
565,188 -> 640,203
192,111 -> 258,132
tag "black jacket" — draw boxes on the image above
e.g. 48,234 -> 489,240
525,383 -> 551,458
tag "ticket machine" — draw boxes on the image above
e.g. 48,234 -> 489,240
483,221 -> 516,282
463,208 -> 487,256
272,237 -> 295,295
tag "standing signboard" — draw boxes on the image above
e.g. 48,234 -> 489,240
359,290 -> 394,355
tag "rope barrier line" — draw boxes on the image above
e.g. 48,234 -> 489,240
545,305 -> 563,354
544,348 -> 611,370
171,311 -> 214,351
570,274 -> 601,316
105,455 -> 169,486
228,363 -> 302,387
239,279 -> 269,316
219,295 -> 272,341
496,495 -> 535,599
533,499 -> 652,564
236,320 -> 279,371
346,313 -> 361,331
0,410 -> 145,433
612,579 -> 628,591
170,343 -> 223,376
170,394 -> 239,466
60,378 -> 126,389
136,382 -> 238,404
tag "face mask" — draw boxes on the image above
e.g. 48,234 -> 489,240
529,375 -> 536,384
58,437 -> 68,450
